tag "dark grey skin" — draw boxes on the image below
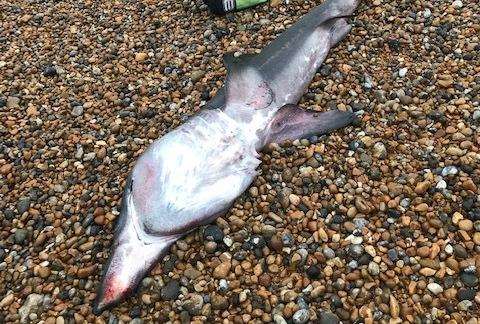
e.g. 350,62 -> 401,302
93,0 -> 360,313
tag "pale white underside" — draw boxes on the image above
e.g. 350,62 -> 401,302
133,109 -> 263,234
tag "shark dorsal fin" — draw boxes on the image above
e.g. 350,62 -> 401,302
224,53 -> 274,110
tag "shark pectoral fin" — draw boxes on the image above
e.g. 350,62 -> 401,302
224,53 -> 274,110
263,104 -> 357,146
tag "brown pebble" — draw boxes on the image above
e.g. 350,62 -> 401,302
458,219 -> 473,231
213,262 -> 231,279
77,265 -> 97,278
417,246 -> 430,258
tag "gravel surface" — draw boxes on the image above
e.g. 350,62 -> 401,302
1,0 -> 479,323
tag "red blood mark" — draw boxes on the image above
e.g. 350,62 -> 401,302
102,273 -> 131,305
102,274 -> 122,304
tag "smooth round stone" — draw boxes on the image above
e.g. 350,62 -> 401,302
427,282 -> 443,295
292,309 -> 309,324
368,262 -> 380,276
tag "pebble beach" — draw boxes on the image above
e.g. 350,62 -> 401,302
1,0 -> 479,323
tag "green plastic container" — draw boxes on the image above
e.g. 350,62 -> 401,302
204,0 -> 268,14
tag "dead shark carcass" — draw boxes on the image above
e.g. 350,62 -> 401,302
94,0 -> 360,313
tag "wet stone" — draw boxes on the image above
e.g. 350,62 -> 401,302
17,197 -> 31,214
348,244 -> 363,258
161,280 -> 180,300
368,262 -> 380,276
460,272 -> 478,287
43,66 -> 57,77
14,229 -> 29,245
292,309 -> 309,324
318,312 -> 340,324
387,248 -> 398,262
453,244 -> 468,259
458,288 -> 476,301
306,265 -> 321,279
203,225 -> 224,242
183,294 -> 203,315
71,106 -> 84,116
211,294 -> 228,310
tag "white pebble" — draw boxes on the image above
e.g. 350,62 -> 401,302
398,68 -> 408,77
427,282 -> 443,295
436,180 -> 447,189
452,0 -> 463,9
223,236 -> 233,247
445,244 -> 453,254
423,8 -> 431,18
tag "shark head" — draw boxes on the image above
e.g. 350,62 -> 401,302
92,130 -> 251,313
92,166 -> 178,314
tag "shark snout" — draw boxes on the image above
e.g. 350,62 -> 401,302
93,268 -> 133,314
93,207 -> 179,314
93,240 -> 140,314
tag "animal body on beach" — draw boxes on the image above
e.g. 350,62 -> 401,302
94,0 -> 360,313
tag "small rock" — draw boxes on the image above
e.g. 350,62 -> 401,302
427,282 -> 443,295
77,265 -> 96,278
203,225 -> 224,242
161,280 -> 181,300
270,0 -> 283,7
436,180 -> 447,189
211,294 -> 228,310
0,163 -> 12,175
213,262 -> 231,279
135,52 -> 148,62
398,68 -> 407,77
14,229 -> 29,245
458,219 -> 473,231
19,294 -> 44,323
452,0 -> 463,8
17,197 -> 31,214
184,267 -> 202,280
71,106 -> 84,116
363,74 -> 373,89
318,312 -> 340,324
453,244 -> 468,259
0,293 -> 14,307
415,181 -> 430,194
190,70 -> 205,82
372,142 -> 387,159
458,300 -> 472,311
7,96 -> 20,108
306,265 -> 320,279
423,8 -> 432,18
368,262 -> 380,276
417,246 -> 430,258
399,94 -> 413,105
37,266 -> 51,278
390,295 -> 400,318
292,309 -> 309,324
441,166 -> 458,176
473,110 -> 480,120
438,74 -> 454,88
458,288 -> 476,301
43,66 -> 57,77
323,246 -> 335,259
183,294 -> 203,315
452,212 -> 464,225
460,272 -> 478,287
273,314 -> 287,324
